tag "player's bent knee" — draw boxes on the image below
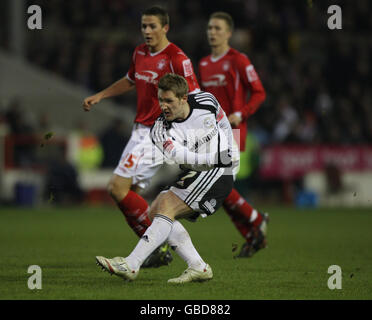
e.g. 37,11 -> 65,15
147,210 -> 157,221
148,193 -> 166,218
107,176 -> 132,203
149,191 -> 192,221
149,192 -> 174,220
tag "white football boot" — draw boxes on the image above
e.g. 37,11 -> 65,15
168,264 -> 213,284
96,256 -> 138,281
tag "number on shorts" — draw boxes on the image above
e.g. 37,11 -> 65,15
181,171 -> 197,181
124,154 -> 135,168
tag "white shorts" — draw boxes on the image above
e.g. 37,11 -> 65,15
113,123 -> 164,189
169,167 -> 233,217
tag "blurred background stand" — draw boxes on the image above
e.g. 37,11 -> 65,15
1,0 -> 371,208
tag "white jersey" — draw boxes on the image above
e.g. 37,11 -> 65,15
151,91 -> 239,173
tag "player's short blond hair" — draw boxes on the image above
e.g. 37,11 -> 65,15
158,73 -> 189,99
209,12 -> 234,31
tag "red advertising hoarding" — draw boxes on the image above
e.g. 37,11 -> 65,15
259,145 -> 372,179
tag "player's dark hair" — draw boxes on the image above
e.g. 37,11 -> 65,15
209,12 -> 234,31
158,74 -> 189,98
142,6 -> 169,27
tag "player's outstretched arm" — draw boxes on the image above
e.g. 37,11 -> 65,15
235,55 -> 266,120
162,139 -> 231,167
82,77 -> 135,111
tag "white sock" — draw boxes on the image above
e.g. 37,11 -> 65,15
167,220 -> 206,271
125,214 -> 173,271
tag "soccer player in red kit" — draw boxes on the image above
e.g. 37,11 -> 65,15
83,6 -> 199,266
199,12 -> 268,257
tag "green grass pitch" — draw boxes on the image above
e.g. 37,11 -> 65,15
0,205 -> 371,300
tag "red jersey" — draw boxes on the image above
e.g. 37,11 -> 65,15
198,48 -> 266,150
126,43 -> 199,126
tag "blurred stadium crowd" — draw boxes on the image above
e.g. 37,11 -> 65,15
1,0 -> 372,146
0,0 -> 371,206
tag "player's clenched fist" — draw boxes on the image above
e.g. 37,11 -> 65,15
82,93 -> 103,111
228,113 -> 242,127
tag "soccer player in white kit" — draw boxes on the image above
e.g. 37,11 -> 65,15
96,74 -> 239,283
83,7 -> 199,266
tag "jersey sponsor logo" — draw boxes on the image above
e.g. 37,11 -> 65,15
203,117 -> 214,129
135,70 -> 159,84
157,59 -> 166,70
137,51 -> 145,55
200,61 -> 208,66
182,59 -> 193,77
190,127 -> 218,152
246,64 -> 258,82
201,74 -> 227,87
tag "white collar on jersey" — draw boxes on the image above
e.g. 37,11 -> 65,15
149,42 -> 171,56
210,48 -> 230,63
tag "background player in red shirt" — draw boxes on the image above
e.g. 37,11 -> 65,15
199,12 -> 268,257
82,6 -> 199,266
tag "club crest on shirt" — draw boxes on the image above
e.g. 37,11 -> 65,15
203,117 -> 214,129
157,59 -> 166,70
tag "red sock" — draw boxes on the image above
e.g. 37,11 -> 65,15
223,188 -> 263,239
118,191 -> 152,237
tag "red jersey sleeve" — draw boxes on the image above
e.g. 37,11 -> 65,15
170,53 -> 200,93
235,53 -> 266,120
125,48 -> 136,83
